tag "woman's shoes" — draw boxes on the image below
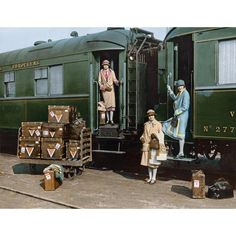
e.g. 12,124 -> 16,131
144,178 -> 151,183
149,179 -> 156,184
176,153 -> 184,159
106,120 -> 114,125
144,179 -> 156,184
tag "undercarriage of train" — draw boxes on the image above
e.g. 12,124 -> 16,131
166,139 -> 236,171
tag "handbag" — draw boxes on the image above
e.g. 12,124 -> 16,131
170,116 -> 178,128
105,85 -> 112,91
207,178 -> 234,199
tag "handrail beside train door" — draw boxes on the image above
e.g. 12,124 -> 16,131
135,37 -> 147,130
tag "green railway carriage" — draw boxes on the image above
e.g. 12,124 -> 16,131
157,27 -> 236,169
0,28 -> 160,155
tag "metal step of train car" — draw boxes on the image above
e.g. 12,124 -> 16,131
93,124 -> 126,155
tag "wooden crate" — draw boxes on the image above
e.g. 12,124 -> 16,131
42,123 -> 69,139
44,170 -> 60,191
41,138 -> 65,160
48,105 -> 76,124
18,137 -> 41,159
80,128 -> 92,162
69,121 -> 86,139
21,122 -> 43,138
192,170 -> 206,199
66,140 -> 81,160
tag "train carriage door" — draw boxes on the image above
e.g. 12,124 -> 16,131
91,51 -> 121,130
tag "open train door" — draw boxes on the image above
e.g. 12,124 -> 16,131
91,50 -> 127,155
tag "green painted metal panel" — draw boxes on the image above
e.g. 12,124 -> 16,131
158,49 -> 166,70
15,69 -> 34,97
0,100 -> 26,129
194,90 -> 236,139
0,73 -> 4,97
166,27 -> 212,41
194,41 -> 217,87
193,28 -> 236,42
0,97 -> 89,130
64,60 -> 89,95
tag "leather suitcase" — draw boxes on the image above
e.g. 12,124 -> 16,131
44,170 -> 60,191
191,170 -> 206,199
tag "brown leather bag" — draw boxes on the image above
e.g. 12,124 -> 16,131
105,85 -> 112,92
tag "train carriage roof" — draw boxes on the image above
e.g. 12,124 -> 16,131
0,29 -> 135,66
165,27 -> 216,40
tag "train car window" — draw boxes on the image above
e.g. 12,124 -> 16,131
4,71 -> 15,97
219,40 -> 236,85
49,65 -> 63,95
34,68 -> 48,96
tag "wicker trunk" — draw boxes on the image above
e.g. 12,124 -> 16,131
48,105 -> 76,124
18,137 -> 41,159
41,138 -> 65,160
69,121 -> 86,139
42,123 -> 69,139
21,122 -> 43,138
66,140 -> 81,160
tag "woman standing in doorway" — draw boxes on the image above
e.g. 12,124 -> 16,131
98,59 -> 119,125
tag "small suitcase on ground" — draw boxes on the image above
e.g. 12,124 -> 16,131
44,170 -> 60,191
191,170 -> 205,199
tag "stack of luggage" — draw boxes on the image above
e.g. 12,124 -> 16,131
18,105 -> 91,161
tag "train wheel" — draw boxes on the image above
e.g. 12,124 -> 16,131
64,166 -> 77,179
68,167 -> 77,179
76,167 -> 83,176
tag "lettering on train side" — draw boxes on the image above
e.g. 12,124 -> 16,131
230,111 -> 235,118
11,60 -> 40,70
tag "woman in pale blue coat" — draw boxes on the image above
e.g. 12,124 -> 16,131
162,80 -> 190,158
